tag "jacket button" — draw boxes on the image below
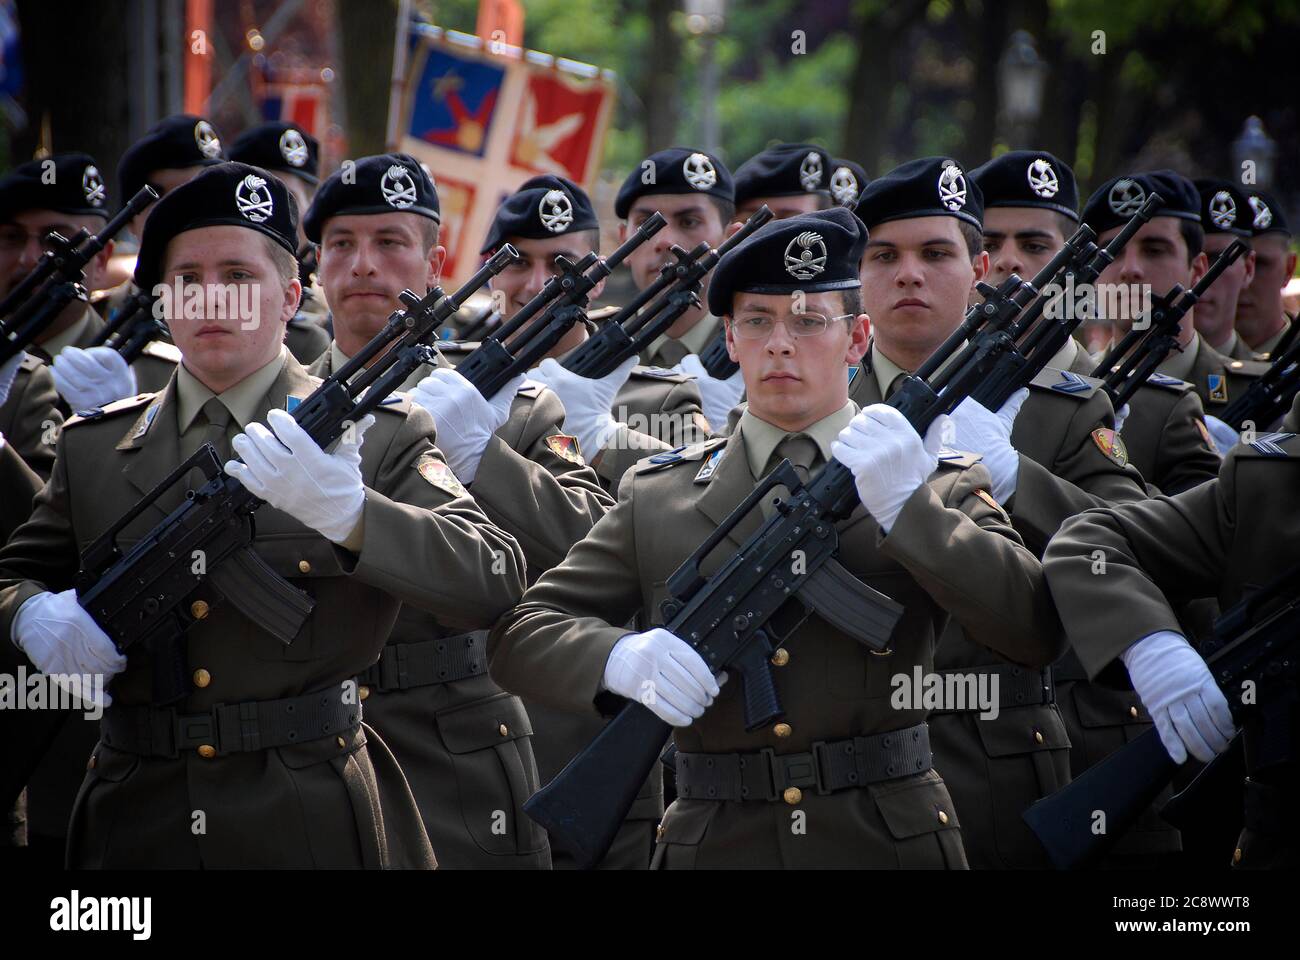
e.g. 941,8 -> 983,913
359,685 -> 371,701
190,600 -> 210,620
1033,729 -> 1044,745
1233,847 -> 1242,864
771,648 -> 790,667
773,722 -> 792,738
336,736 -> 347,749
938,810 -> 950,825
87,753 -> 97,770
656,823 -> 666,841
499,723 -> 509,737
1129,706 -> 1139,719
783,787 -> 802,805
298,560 -> 312,574
193,668 -> 211,688
197,745 -> 216,759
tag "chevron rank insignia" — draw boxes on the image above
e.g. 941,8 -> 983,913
1207,374 -> 1228,403
694,448 -> 724,483
545,433 -> 585,465
1195,418 -> 1213,450
1050,370 -> 1091,394
1147,372 -> 1187,388
416,453 -> 467,497
639,366 -> 680,379
1091,427 -> 1128,466
1249,433 -> 1295,457
648,445 -> 687,465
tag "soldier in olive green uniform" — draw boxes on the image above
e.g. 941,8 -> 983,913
1043,392 -> 1300,868
0,356 -> 62,480
845,156 -> 1144,868
0,163 -> 525,868
491,209 -> 1063,868
303,160 -> 618,868
1192,179 -> 1261,363
731,141 -> 832,223
1234,187 -> 1296,361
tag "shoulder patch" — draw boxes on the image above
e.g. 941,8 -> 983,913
1195,417 -> 1214,450
1091,427 -> 1128,466
415,453 -> 468,497
140,339 -> 182,363
632,365 -> 688,383
973,488 -> 1001,510
636,436 -> 729,475
65,392 -> 155,429
1031,366 -> 1099,398
1207,373 -> 1228,404
544,433 -> 585,465
1143,371 -> 1193,393
694,446 -> 725,483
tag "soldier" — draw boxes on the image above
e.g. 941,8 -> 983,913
731,142 -> 833,222
302,156 -> 613,868
1192,179 -> 1259,361
490,208 -> 1064,868
1234,187 -> 1297,359
228,121 -> 333,341
0,162 -> 525,868
0,150 -> 178,426
847,156 -> 1149,867
973,151 -> 1220,496
1084,170 -> 1270,442
1043,396 -> 1300,868
0,351 -> 61,481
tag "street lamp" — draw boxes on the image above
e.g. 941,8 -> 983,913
998,29 -> 1047,148
1232,116 -> 1277,188
684,0 -> 726,157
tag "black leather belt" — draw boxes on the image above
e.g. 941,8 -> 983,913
929,664 -> 1055,714
101,682 -> 360,759
675,723 -> 931,802
357,631 -> 487,692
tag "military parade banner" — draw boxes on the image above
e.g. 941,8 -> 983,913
394,24 -> 616,284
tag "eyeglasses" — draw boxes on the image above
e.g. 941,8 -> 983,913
0,227 -> 68,254
729,312 -> 853,340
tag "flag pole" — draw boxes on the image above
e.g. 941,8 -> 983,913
386,0 -> 414,150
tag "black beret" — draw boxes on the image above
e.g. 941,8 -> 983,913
133,162 -> 299,292
303,153 -> 439,243
734,143 -> 832,205
828,158 -> 869,208
854,157 -> 983,230
969,150 -> 1078,221
707,207 -> 866,316
1082,169 -> 1197,236
0,152 -> 110,221
117,114 -> 225,204
1194,178 -> 1252,237
479,175 -> 597,255
1241,186 -> 1290,237
228,122 -> 320,185
614,147 -> 733,219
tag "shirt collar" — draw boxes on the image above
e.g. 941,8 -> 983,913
740,400 -> 857,480
176,346 -> 290,434
1046,335 -> 1080,372
38,304 -> 96,360
1157,330 -> 1200,381
869,342 -> 912,398
647,312 -> 721,363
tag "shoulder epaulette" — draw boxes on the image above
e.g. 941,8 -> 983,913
1224,358 -> 1268,378
634,436 -> 729,475
631,365 -> 689,383
1029,366 -> 1101,399
140,340 -> 182,364
1141,371 -> 1194,393
374,391 -> 413,414
516,380 -> 543,399
934,447 -> 984,470
64,392 -> 156,428
17,354 -> 43,373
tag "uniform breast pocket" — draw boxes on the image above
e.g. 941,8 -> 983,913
434,694 -> 548,857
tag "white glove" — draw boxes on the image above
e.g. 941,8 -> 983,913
50,345 -> 139,410
12,589 -> 125,707
673,353 -> 744,433
946,387 -> 1027,504
0,349 -> 24,408
1203,415 -> 1240,456
602,627 -> 721,726
226,409 -> 374,544
831,404 -> 945,534
1113,402 -> 1131,434
529,355 -> 637,462
409,368 -> 520,484
1121,630 -> 1236,764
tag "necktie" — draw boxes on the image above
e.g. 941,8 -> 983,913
184,397 -> 234,481
772,433 -> 820,485
886,373 -> 907,400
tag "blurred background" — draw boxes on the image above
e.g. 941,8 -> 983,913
2,0 -> 1296,238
